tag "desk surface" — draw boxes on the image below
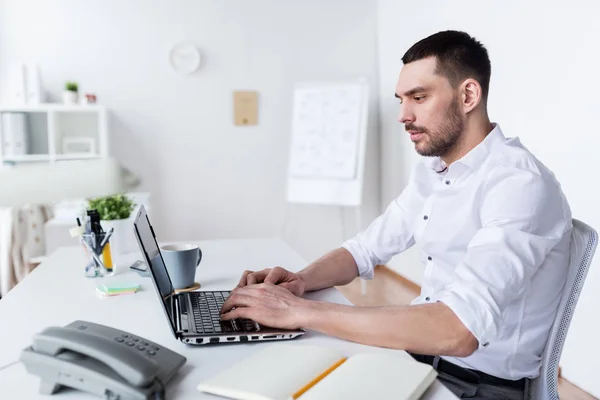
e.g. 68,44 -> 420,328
0,238 -> 456,399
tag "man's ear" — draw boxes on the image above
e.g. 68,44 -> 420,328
460,78 -> 482,113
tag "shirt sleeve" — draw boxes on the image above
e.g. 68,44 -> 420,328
437,165 -> 571,349
341,169 -> 420,279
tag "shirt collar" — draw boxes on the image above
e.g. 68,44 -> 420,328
427,123 -> 505,172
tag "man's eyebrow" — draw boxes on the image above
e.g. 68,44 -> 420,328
394,86 -> 430,99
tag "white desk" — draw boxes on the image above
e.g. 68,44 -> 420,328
0,238 -> 456,399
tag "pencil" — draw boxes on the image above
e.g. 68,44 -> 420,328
290,357 -> 347,399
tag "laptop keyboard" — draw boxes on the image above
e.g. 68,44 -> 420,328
189,291 -> 258,334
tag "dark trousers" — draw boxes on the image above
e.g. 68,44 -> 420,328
410,353 -> 529,399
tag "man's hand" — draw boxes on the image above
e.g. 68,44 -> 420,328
237,266 -> 306,297
220,283 -> 314,330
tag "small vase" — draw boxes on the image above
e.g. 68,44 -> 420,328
100,218 -> 136,258
62,90 -> 78,104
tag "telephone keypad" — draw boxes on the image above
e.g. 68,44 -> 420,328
112,332 -> 161,359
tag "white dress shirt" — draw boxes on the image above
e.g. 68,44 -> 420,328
342,124 -> 572,380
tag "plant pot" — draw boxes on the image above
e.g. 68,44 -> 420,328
100,218 -> 136,258
62,90 -> 78,104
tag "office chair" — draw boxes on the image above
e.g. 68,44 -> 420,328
528,219 -> 598,400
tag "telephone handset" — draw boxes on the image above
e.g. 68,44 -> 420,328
21,320 -> 186,399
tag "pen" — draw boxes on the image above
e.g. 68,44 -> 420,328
99,227 -> 114,249
81,235 -> 106,270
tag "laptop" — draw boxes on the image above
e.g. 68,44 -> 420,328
133,205 -> 305,345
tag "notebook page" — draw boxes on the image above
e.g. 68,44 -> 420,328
197,344 -> 345,400
298,353 -> 437,400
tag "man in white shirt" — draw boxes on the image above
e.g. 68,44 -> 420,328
221,31 -> 572,399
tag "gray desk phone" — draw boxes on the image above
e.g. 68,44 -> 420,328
20,320 -> 186,400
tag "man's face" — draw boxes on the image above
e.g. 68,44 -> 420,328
395,57 -> 465,158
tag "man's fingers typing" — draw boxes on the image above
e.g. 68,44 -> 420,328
237,270 -> 253,288
220,306 -> 254,321
221,293 -> 255,314
247,269 -> 271,286
263,266 -> 287,285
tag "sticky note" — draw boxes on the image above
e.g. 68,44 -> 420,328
96,283 -> 140,297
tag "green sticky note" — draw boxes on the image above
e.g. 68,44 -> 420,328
97,283 -> 140,293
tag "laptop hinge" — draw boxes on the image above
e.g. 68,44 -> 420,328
173,294 -> 183,334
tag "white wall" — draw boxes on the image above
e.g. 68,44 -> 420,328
377,0 -> 600,395
0,0 -> 380,263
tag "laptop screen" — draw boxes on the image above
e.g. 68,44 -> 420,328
133,205 -> 178,337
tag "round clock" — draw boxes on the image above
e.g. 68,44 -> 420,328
169,42 -> 202,75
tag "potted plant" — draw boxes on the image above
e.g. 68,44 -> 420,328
87,193 -> 136,257
63,81 -> 79,104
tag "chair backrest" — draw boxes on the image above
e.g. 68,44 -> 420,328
529,219 -> 598,400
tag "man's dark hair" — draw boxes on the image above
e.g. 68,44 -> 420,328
402,30 -> 491,102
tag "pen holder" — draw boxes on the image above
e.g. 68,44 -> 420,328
81,232 -> 114,278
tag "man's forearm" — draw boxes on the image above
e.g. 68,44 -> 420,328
297,248 -> 359,292
302,301 -> 478,357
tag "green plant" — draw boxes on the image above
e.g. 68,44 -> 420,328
87,193 -> 136,220
65,81 -> 78,92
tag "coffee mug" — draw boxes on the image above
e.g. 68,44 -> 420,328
160,244 -> 202,290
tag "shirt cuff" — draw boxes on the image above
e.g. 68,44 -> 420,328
437,291 -> 492,350
341,239 -> 375,280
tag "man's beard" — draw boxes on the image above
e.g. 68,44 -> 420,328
406,99 -> 464,158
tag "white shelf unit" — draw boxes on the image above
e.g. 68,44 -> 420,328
0,104 -> 108,165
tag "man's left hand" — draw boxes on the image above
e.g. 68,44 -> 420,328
220,283 -> 313,330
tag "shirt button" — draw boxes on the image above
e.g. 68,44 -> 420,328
427,256 -> 432,261
425,297 -> 430,301
445,180 -> 451,185
483,342 -> 489,347
423,215 -> 428,220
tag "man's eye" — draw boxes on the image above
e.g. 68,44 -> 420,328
414,96 -> 425,102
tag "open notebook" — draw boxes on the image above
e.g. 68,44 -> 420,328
197,344 -> 437,400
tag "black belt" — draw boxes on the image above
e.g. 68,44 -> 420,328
410,353 -> 527,390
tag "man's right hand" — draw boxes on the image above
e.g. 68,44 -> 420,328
237,266 -> 306,297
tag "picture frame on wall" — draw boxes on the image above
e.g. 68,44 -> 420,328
62,137 -> 96,155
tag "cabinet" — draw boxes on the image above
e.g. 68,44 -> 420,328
0,104 -> 108,165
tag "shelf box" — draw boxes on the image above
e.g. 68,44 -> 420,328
53,111 -> 100,157
0,111 -> 49,157
0,104 -> 108,165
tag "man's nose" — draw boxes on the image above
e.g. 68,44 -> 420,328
398,104 -> 414,125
